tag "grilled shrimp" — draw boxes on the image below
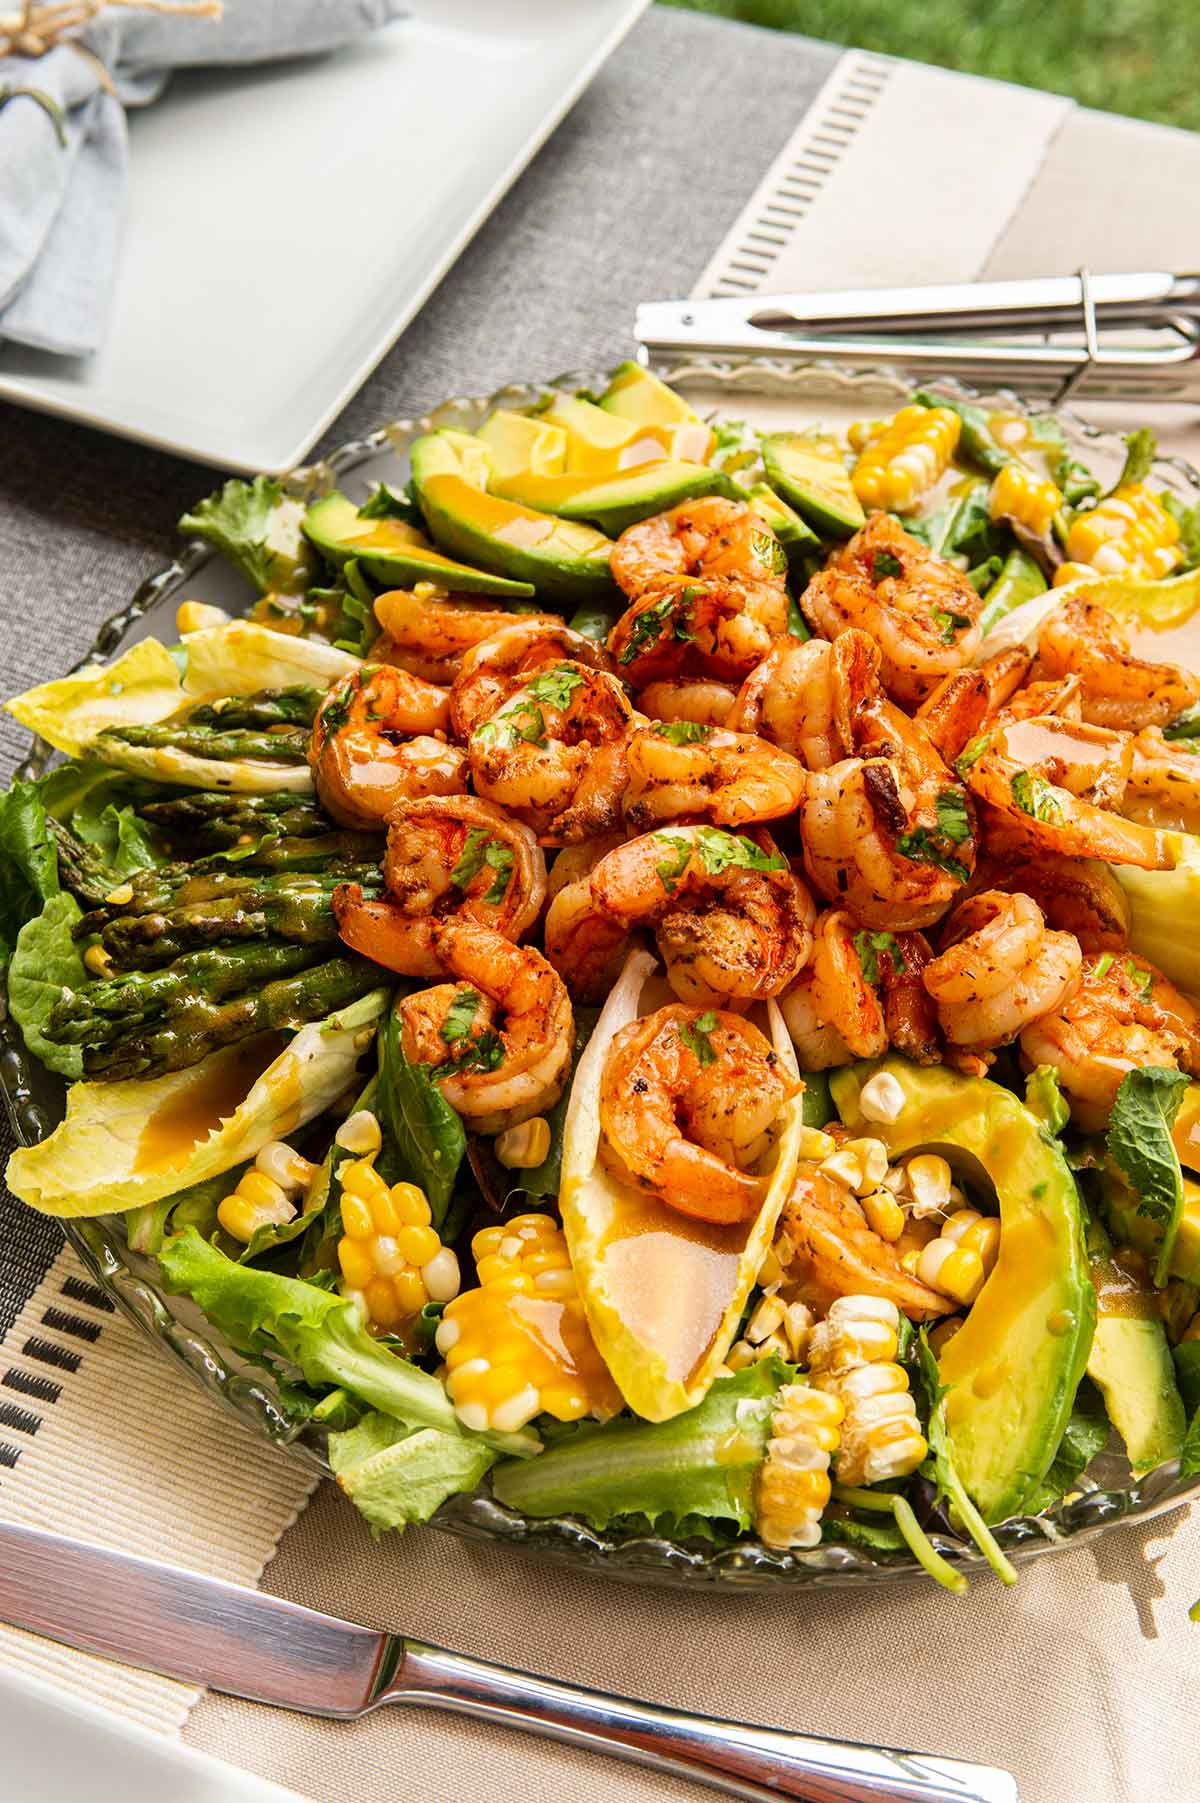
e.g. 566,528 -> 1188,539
589,825 -> 815,1007
781,911 -> 939,1070
1021,949 -> 1200,1132
962,716 -> 1175,870
373,588 -> 561,685
914,647 -> 1032,764
623,720 -> 805,831
543,835 -> 631,1002
776,1165 -> 951,1321
598,1003 -> 799,1224
800,514 -> 983,706
1034,599 -> 1200,731
957,852 -> 1131,953
922,890 -> 1082,1059
333,794 -> 545,976
467,660 -> 634,844
396,920 -> 572,1134
610,494 -> 789,601
638,677 -> 737,727
308,665 -> 459,828
1123,727 -> 1200,833
728,637 -> 843,770
450,618 -> 618,739
608,575 -> 788,687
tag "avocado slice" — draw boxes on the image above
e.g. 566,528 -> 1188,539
409,430 -> 616,604
599,360 -> 698,428
302,492 -> 534,599
1084,1215 -> 1185,1474
546,393 -> 714,473
476,410 -> 568,480
490,461 -> 738,537
832,1056 -> 1095,1523
761,432 -> 867,539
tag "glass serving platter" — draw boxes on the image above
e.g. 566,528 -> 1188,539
5,359 -> 1200,1591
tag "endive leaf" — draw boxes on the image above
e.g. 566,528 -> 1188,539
182,621 -> 359,697
6,989 -> 389,1218
5,639 -> 184,757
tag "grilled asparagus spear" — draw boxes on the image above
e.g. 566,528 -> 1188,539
184,686 -> 324,730
94,723 -> 310,763
48,940 -> 326,1043
141,791 -> 332,845
96,872 -> 368,968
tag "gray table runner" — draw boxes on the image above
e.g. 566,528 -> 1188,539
0,6 -> 837,1337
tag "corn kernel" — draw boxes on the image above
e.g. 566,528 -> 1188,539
807,1295 -> 927,1487
218,1166 -> 297,1244
754,1383 -> 844,1549
809,1294 -> 900,1374
338,1238 -> 375,1291
860,1187 -> 905,1243
917,1238 -> 985,1308
103,882 -> 135,907
746,1295 -> 786,1345
726,1339 -> 758,1372
391,1182 -> 432,1226
1065,483 -> 1180,582
942,1208 -> 1000,1273
254,1140 -> 317,1194
176,600 -> 232,634
336,1160 -> 449,1334
398,1223 -> 440,1266
495,1116 -> 552,1169
989,462 -> 1062,536
904,1153 -> 953,1218
83,944 -> 114,977
1052,560 -> 1100,588
422,1247 -> 462,1304
851,405 -> 961,511
797,1126 -> 836,1161
336,1109 -> 383,1156
857,1071 -> 906,1125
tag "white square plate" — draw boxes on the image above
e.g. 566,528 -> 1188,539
0,1665 -> 310,1803
0,0 -> 648,473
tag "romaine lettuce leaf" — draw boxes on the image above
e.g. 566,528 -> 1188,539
327,1411 -> 495,1534
1106,1066 -> 1190,1286
5,989 -> 389,1218
182,621 -> 358,698
35,764 -> 164,878
0,780 -> 60,964
5,639 -> 185,757
158,1228 -> 531,1459
7,893 -> 87,1079
490,1360 -> 784,1532
178,477 -> 316,597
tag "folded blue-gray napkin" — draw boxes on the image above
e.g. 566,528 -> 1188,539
0,0 -> 407,357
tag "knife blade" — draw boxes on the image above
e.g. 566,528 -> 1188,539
0,1521 -> 1018,1803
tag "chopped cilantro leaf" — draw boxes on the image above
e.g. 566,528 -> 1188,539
693,826 -> 786,877
654,834 -> 692,896
1010,771 -> 1062,823
475,700 -> 546,750
955,731 -> 994,775
853,929 -> 905,985
450,829 -> 513,905
620,591 -> 696,666
872,550 -> 903,581
933,788 -> 971,844
652,720 -> 711,746
680,1009 -> 719,1066
894,828 -> 970,885
750,529 -> 788,575
441,988 -> 482,1045
931,607 -> 972,645
525,664 -> 586,712
1126,959 -> 1155,1002
1106,1066 -> 1190,1286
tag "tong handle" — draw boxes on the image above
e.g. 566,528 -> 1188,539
388,1640 -> 1019,1803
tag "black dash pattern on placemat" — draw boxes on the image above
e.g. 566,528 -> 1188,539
0,1269 -> 117,1479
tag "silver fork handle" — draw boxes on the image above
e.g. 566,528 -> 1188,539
383,1641 -> 1018,1803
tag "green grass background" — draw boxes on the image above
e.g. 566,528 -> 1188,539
663,0 -> 1198,130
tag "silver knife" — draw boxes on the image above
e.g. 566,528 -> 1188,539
0,1521 -> 1017,1803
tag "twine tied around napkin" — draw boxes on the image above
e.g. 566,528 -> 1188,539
0,0 -> 407,358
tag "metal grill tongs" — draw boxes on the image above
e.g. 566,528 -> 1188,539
635,270 -> 1200,402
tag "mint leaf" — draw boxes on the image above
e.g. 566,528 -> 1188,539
680,1009 -> 719,1067
1106,1066 -> 1190,1287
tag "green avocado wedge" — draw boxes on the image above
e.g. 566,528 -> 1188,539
832,1056 -> 1095,1523
490,461 -> 738,537
1097,1162 -> 1200,1286
1084,1215 -> 1185,1475
761,432 -> 866,539
302,492 -> 534,599
409,431 -> 616,604
598,360 -> 697,428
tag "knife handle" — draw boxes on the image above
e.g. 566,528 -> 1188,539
385,1641 -> 1017,1803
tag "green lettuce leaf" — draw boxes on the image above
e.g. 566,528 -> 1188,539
1021,1378 -> 1110,1513
181,620 -> 359,698
1106,1066 -> 1190,1287
5,989 -> 389,1218
178,477 -> 316,596
491,1360 -> 785,1533
1112,427 -> 1157,493
35,765 -> 164,878
7,893 -> 87,1079
6,639 -> 184,757
0,780 -> 60,964
328,1410 -> 495,1534
158,1228 -> 532,1459
125,1167 -> 246,1256
376,1002 -> 465,1228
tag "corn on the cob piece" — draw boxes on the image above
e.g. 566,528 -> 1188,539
337,1157 -> 460,1333
218,1169 -> 298,1244
850,405 -> 961,512
754,1383 -> 844,1550
808,1295 -> 927,1487
437,1213 -> 621,1434
914,1208 -> 1000,1309
989,462 -> 1062,535
1064,483 -> 1181,580
726,1295 -> 814,1371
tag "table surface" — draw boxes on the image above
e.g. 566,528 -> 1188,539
3,12 -> 1200,1803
